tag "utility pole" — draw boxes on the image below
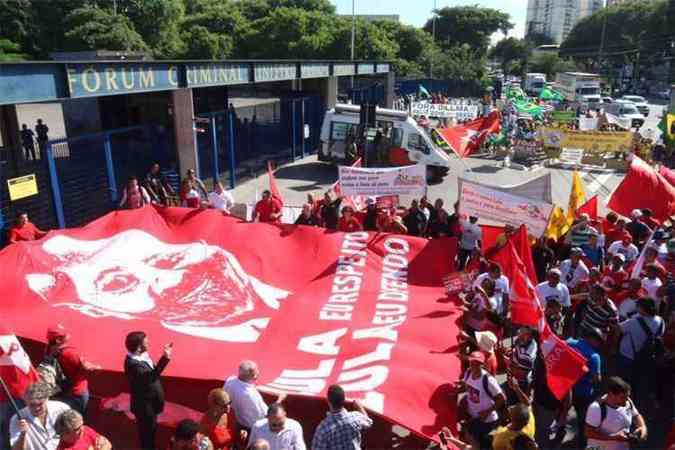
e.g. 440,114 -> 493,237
112,0 -> 117,15
430,0 -> 437,79
350,0 -> 355,90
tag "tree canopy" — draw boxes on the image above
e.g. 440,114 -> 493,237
490,37 -> 528,76
0,0 -> 511,84
424,6 -> 512,53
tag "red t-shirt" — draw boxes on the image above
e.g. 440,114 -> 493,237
9,222 -> 42,242
254,199 -> 281,223
56,425 -> 98,450
338,216 -> 363,233
200,412 -> 237,450
58,347 -> 88,395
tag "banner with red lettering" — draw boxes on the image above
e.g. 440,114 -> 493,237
0,206 -> 460,441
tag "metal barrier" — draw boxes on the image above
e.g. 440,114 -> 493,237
45,125 -> 174,228
196,95 -> 324,189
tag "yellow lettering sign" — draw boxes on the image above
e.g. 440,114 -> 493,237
139,67 -> 155,89
82,67 -> 101,93
121,67 -> 135,89
104,68 -> 119,91
168,65 -> 178,86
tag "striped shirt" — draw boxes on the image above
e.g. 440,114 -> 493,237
580,299 -> 618,334
569,225 -> 598,247
311,409 -> 373,450
511,338 -> 538,374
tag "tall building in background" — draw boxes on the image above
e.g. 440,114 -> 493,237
526,0 -> 604,44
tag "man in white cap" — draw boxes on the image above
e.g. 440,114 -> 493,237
536,268 -> 571,309
559,248 -> 589,293
625,209 -> 651,248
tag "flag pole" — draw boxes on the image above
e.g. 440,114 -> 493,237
0,375 -> 23,420
0,375 -> 50,450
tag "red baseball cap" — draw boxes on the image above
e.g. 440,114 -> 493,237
468,351 -> 486,364
46,324 -> 68,340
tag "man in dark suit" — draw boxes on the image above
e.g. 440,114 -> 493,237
124,331 -> 172,450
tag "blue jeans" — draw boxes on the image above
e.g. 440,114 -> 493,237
57,391 -> 90,417
0,399 -> 25,450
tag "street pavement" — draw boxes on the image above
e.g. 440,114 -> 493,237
231,101 -> 667,219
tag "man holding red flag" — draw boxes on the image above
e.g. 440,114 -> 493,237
0,326 -> 39,450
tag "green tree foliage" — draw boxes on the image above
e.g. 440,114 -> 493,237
0,38 -> 28,61
560,0 -> 668,64
528,52 -> 583,79
119,0 -> 185,57
63,6 -> 149,52
424,6 -> 512,53
0,0 -> 35,54
179,1 -> 247,58
490,37 -> 528,75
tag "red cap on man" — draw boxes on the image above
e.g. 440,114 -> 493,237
46,324 -> 68,341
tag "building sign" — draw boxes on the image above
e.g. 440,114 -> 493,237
186,63 -> 249,87
254,64 -> 297,82
300,63 -> 330,79
376,64 -> 390,73
66,63 -> 179,97
7,174 -> 38,201
358,63 -> 375,75
333,64 -> 355,76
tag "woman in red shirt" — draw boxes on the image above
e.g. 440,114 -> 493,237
199,388 -> 245,450
337,206 -> 363,232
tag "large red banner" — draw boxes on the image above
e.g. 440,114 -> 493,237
0,206 -> 460,441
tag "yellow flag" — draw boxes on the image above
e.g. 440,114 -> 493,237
545,206 -> 569,240
667,114 -> 675,141
566,170 -> 586,225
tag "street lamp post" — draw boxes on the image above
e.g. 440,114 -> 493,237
351,0 -> 355,89
430,0 -> 437,79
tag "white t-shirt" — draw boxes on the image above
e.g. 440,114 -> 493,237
249,417 -> 307,450
460,221 -> 482,250
463,369 -> 502,423
9,400 -> 70,450
474,273 -> 510,314
585,397 -> 639,450
559,259 -> 589,289
641,277 -> 662,302
465,293 -> 499,331
607,241 -> 639,262
224,376 -> 268,428
618,314 -> 665,360
536,281 -> 571,308
208,190 -> 234,212
618,297 -> 639,321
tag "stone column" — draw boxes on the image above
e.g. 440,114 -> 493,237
384,71 -> 395,109
171,88 -> 197,177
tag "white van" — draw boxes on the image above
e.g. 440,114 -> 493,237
604,101 -> 645,128
319,104 -> 451,179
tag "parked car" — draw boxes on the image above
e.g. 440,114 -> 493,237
618,95 -> 649,116
605,101 -> 645,128
602,96 -> 614,104
657,90 -> 671,100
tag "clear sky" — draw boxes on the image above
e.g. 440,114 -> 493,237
330,0 -> 527,41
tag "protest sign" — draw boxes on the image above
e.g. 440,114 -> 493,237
338,164 -> 427,197
376,195 -> 399,209
540,128 -> 633,153
459,179 -> 553,236
410,102 -> 479,120
551,111 -> 576,123
443,271 -> 477,295
559,148 -> 584,165
512,139 -> 544,161
578,117 -> 598,131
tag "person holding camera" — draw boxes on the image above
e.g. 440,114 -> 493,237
585,377 -> 647,450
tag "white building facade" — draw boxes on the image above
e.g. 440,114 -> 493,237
526,0 -> 604,44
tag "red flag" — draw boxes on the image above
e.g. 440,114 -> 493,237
489,242 -> 587,399
577,195 -> 598,220
490,241 -> 541,327
436,111 -> 501,158
267,161 -> 284,207
539,322 -> 588,400
659,166 -> 675,186
608,156 -> 675,222
0,206 -> 460,441
0,325 -> 39,401
512,225 -> 537,284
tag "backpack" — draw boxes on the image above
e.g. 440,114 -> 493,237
633,317 -> 665,367
37,349 -> 70,395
